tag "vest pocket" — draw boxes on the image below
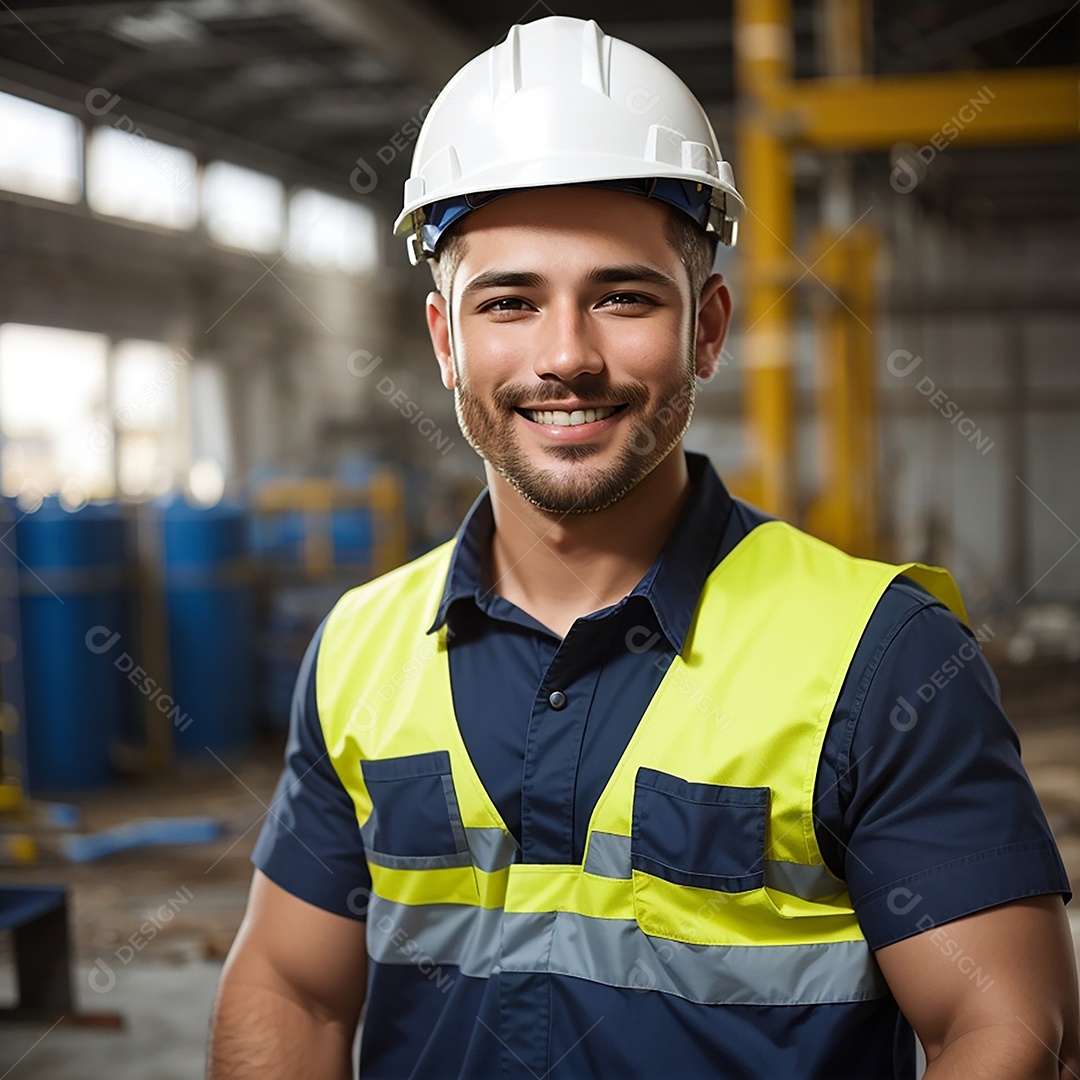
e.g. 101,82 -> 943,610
631,768 -> 769,891
360,750 -> 472,867
630,768 -> 770,943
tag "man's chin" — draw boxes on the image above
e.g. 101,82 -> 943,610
492,458 -> 644,516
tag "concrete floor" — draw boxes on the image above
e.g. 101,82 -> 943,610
0,748 -> 274,1080
0,960 -> 221,1079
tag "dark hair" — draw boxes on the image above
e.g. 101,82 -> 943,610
428,228 -> 466,297
663,207 -> 719,298
428,201 -> 718,299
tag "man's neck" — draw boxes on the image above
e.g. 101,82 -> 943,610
483,449 -> 692,638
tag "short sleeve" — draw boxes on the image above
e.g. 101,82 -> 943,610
815,582 -> 1070,951
251,618 -> 372,920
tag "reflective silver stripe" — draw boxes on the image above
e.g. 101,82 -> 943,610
364,847 -> 473,870
439,773 -> 470,855
500,910 -> 885,1005
585,832 -> 847,902
762,860 -> 846,900
359,816 -> 473,871
359,780 -> 513,872
464,827 -> 518,873
360,826 -> 516,872
584,831 -> 631,878
367,895 -> 886,1006
368,894 -> 504,975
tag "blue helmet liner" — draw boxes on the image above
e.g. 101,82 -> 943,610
417,177 -> 714,259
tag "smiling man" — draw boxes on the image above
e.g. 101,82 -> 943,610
424,184 -> 731,639
209,16 -> 1077,1080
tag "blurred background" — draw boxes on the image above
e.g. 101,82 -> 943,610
0,1 -> 1077,1075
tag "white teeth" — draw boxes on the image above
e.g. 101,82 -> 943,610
524,405 -> 618,426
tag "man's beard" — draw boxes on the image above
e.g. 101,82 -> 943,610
452,348 -> 698,515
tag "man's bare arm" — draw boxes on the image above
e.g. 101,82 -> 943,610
876,894 -> 1079,1079
208,870 -> 368,1080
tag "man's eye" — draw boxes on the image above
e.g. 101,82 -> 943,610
481,297 -> 532,313
599,293 -> 655,309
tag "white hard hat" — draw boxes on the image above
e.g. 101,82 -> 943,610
393,16 -> 745,266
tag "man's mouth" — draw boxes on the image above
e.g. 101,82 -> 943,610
514,404 -> 628,427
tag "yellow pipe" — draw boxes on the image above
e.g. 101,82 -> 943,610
820,0 -> 870,77
782,67 -> 1080,150
806,226 -> 878,556
734,0 -> 797,520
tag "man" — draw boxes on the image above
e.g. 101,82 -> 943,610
209,16 -> 1077,1079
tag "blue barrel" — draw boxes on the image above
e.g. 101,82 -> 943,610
161,500 -> 255,756
13,499 -> 126,792
257,583 -> 344,731
331,505 -> 373,566
333,458 -> 376,568
0,498 -> 29,792
250,508 -> 306,565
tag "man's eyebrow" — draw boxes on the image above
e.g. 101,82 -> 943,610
460,270 -> 546,299
586,264 -> 679,290
460,264 -> 678,300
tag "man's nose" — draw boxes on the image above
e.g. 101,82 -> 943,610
532,301 -> 604,381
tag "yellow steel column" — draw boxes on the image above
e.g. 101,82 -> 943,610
804,0 -> 880,557
734,0 -> 796,519
806,225 -> 878,556
820,0 -> 870,77
848,228 -> 878,557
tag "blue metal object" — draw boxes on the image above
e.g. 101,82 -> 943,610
13,499 -> 126,793
330,505 -> 373,565
0,885 -> 65,932
250,509 -> 306,564
257,583 -> 343,731
60,815 -> 224,862
160,499 -> 255,756
0,497 -> 29,798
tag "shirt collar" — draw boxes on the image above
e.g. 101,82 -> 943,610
427,451 -> 733,655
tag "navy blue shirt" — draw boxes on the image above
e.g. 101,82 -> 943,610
253,450 -> 1069,1076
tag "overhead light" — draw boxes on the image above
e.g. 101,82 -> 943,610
109,10 -> 205,47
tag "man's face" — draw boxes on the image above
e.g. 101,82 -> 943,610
428,187 -> 716,515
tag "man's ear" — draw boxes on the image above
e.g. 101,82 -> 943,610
695,273 -> 732,380
426,290 -> 455,390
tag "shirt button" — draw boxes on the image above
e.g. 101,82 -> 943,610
548,690 -> 567,710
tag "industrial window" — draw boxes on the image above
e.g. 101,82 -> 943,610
86,125 -> 198,230
0,323 -> 112,508
0,91 -> 81,204
0,327 -> 213,506
202,160 -> 284,254
286,187 -> 377,274
187,363 -> 231,505
113,339 -> 188,498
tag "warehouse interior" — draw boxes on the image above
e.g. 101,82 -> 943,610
0,0 -> 1078,1075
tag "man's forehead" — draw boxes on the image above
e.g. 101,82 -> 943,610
459,186 -> 671,243
453,187 -> 681,277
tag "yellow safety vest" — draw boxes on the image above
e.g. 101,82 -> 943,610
317,519 -> 966,1007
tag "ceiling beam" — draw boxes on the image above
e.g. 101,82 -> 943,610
880,0 -> 1074,72
298,0 -> 480,99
